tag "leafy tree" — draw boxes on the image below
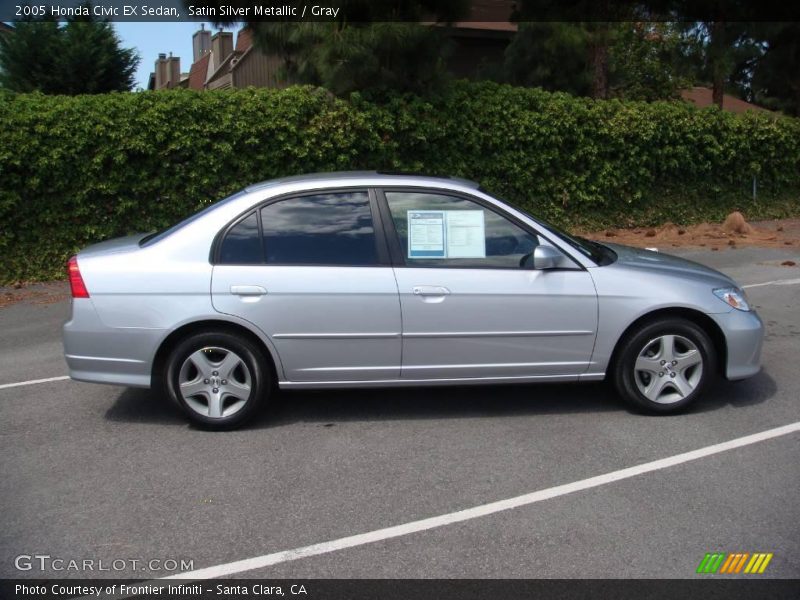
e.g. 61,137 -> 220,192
309,23 -> 455,96
209,0 -> 470,96
750,23 -> 800,115
247,22 -> 325,85
0,15 -> 139,94
609,21 -> 697,101
511,0 -> 635,99
688,20 -> 800,114
585,21 -> 614,99
0,20 -> 63,93
702,21 -> 758,107
251,22 -> 456,96
660,0 -> 761,108
503,20 -> 697,102
503,23 -> 591,96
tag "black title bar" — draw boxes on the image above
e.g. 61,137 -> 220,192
3,0 -> 800,23
2,579 -> 800,600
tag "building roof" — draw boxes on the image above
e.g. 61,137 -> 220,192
424,0 -> 517,33
191,28 -> 255,88
235,27 -> 253,53
467,0 -> 514,20
187,52 -> 210,90
453,0 -> 517,31
680,86 -> 770,114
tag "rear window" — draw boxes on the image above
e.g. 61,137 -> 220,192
140,191 -> 246,248
218,212 -> 262,264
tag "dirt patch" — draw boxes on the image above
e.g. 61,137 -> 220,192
0,282 -> 70,309
583,215 -> 800,252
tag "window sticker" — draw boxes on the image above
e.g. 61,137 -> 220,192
445,210 -> 486,258
407,210 -> 486,259
408,211 -> 446,258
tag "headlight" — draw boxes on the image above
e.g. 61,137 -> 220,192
713,287 -> 751,311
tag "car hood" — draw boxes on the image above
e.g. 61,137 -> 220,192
602,243 -> 737,287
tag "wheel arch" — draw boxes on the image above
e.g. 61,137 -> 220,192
150,319 -> 281,389
608,307 -> 727,378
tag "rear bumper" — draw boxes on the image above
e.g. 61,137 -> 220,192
710,308 -> 764,381
63,298 -> 160,388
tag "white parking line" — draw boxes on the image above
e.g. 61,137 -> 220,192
164,421 -> 800,580
743,277 -> 800,289
0,375 -> 70,390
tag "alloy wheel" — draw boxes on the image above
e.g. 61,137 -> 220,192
633,334 -> 703,404
177,346 -> 252,419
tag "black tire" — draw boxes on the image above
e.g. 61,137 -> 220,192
163,331 -> 269,429
613,317 -> 716,414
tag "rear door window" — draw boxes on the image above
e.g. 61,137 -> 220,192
260,191 -> 379,266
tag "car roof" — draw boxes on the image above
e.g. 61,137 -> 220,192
244,171 -> 480,194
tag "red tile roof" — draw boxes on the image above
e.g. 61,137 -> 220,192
235,27 -> 253,53
450,20 -> 517,32
187,52 -> 210,90
680,86 -> 770,114
463,0 -> 515,24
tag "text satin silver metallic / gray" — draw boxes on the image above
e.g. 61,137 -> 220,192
63,172 -> 764,428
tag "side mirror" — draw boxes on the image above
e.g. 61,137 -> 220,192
532,245 -> 562,270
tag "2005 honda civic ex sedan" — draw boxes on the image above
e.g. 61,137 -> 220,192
63,172 -> 764,429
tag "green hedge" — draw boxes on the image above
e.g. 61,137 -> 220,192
1,82 -> 799,282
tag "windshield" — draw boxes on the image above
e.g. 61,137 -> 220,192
480,188 -> 616,265
139,191 -> 246,247
531,215 -> 616,266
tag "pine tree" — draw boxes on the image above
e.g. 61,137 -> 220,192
0,15 -> 139,94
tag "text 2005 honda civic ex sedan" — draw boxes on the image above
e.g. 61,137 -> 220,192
63,172 -> 764,429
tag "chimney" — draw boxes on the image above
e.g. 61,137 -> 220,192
167,54 -> 180,88
210,30 -> 234,72
154,53 -> 168,89
192,24 -> 211,62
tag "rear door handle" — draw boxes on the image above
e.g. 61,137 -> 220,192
230,285 -> 267,296
413,286 -> 450,296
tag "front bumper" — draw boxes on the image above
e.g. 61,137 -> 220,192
710,308 -> 764,380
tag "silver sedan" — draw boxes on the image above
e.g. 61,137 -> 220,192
63,173 -> 763,429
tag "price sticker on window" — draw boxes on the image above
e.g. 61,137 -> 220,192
407,210 -> 485,259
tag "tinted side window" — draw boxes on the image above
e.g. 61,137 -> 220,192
219,212 -> 262,264
260,191 -> 378,266
385,191 -> 539,269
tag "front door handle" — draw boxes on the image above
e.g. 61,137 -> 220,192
413,286 -> 450,296
230,285 -> 267,296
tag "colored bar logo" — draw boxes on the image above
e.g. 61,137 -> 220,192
696,552 -> 773,574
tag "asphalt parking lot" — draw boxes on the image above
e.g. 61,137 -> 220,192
0,246 -> 798,581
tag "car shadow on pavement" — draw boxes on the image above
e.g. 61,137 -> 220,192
104,382 -> 620,429
260,382 -> 622,427
690,369 -> 777,414
104,387 -> 186,425
103,369 -> 776,429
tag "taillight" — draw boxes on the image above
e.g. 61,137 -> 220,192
67,256 -> 90,298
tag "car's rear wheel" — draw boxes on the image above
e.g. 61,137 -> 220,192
164,331 -> 269,429
613,318 -> 716,413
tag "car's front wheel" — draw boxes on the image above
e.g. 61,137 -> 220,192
613,318 -> 716,413
164,331 -> 269,429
